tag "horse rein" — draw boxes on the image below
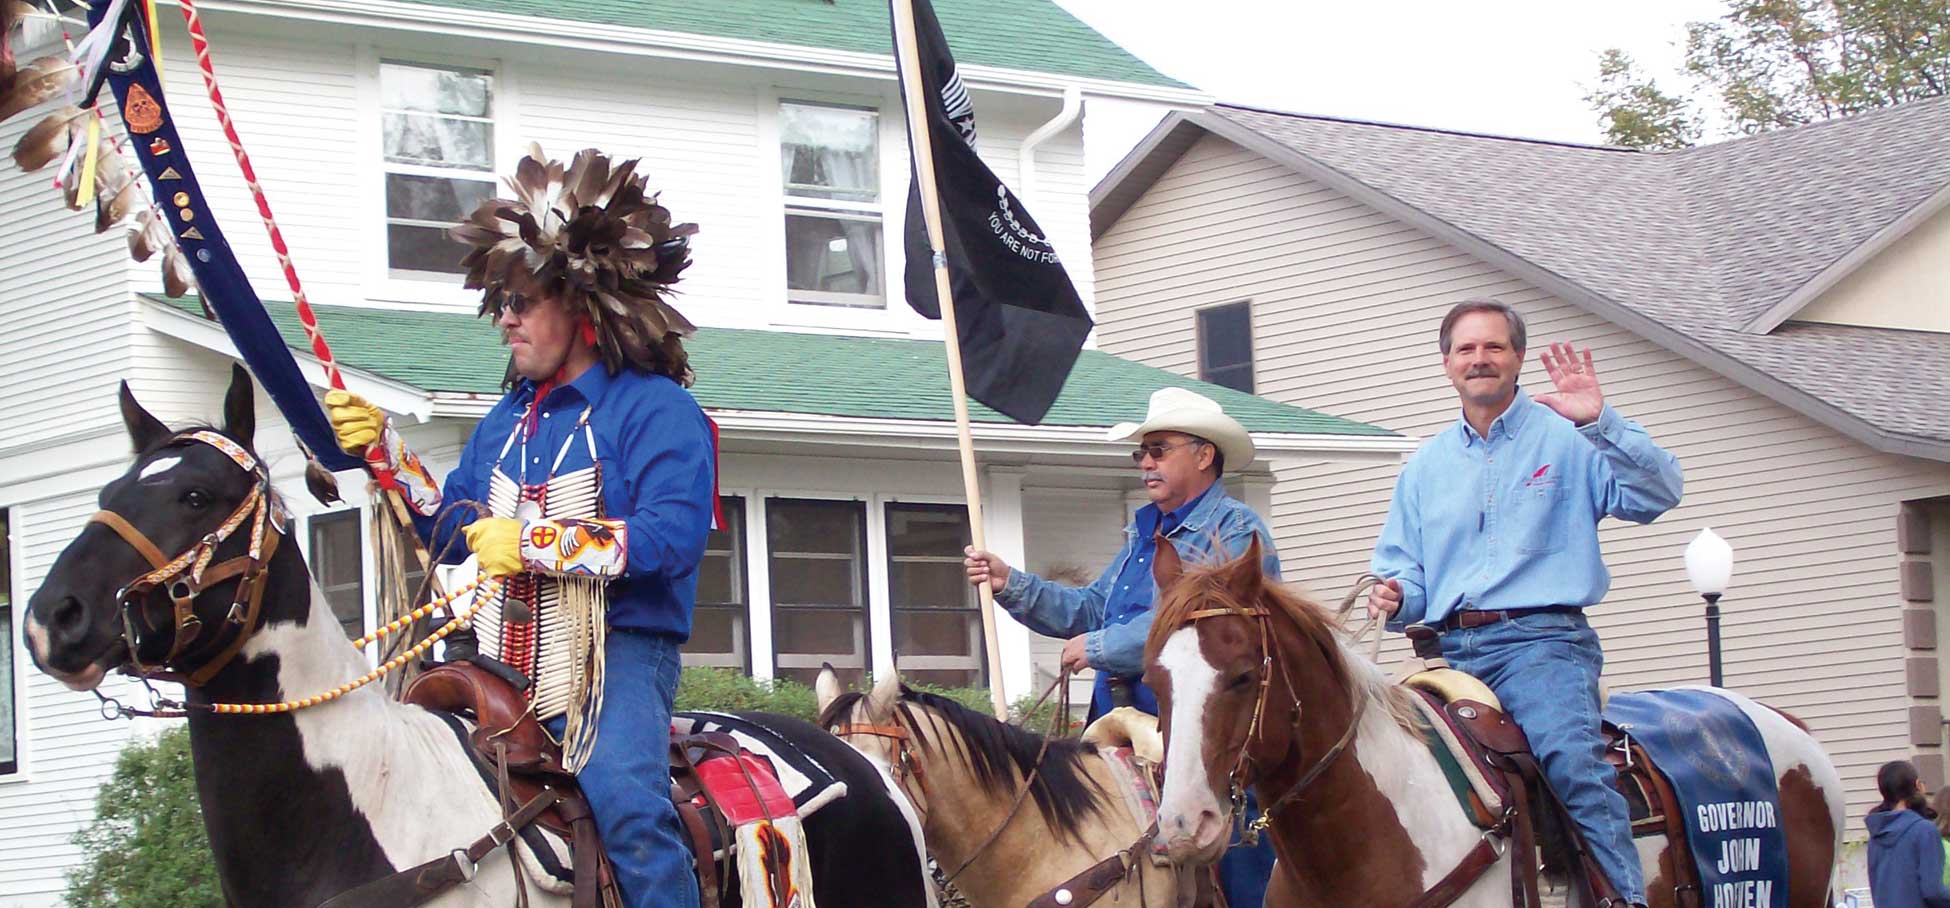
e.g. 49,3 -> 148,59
1168,604 -> 1369,845
91,430 -> 286,689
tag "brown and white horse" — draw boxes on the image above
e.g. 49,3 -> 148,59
1139,537 -> 1845,908
817,669 -> 1194,908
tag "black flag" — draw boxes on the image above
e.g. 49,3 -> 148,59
894,0 -> 1093,425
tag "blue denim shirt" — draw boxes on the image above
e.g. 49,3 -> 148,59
1371,387 -> 1683,631
417,366 -> 717,641
997,481 -> 1282,715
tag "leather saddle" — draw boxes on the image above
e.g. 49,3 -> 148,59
1402,655 -> 1699,908
402,660 -> 746,908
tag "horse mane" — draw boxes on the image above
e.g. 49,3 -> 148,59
819,687 -> 1107,841
1145,555 -> 1420,733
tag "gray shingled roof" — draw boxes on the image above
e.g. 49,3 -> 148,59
1095,99 -> 1950,459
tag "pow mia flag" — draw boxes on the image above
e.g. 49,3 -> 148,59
893,0 -> 1092,425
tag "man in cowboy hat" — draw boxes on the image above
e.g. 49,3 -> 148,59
1367,298 -> 1683,908
964,385 -> 1280,904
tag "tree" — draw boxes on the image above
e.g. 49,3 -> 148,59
1589,0 -> 1950,148
1585,49 -> 1704,150
65,727 -> 222,908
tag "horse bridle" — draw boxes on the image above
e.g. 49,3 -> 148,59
89,430 -> 286,688
1169,604 -> 1369,845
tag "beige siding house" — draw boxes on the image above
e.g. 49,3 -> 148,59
1088,99 -> 1950,839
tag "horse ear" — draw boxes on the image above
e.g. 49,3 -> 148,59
815,663 -> 843,713
1152,534 -> 1184,591
1222,535 -> 1266,603
221,363 -> 255,449
867,670 -> 901,720
119,380 -> 171,453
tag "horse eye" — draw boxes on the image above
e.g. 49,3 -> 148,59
1227,670 -> 1255,691
183,489 -> 212,511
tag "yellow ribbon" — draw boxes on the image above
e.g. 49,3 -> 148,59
76,116 -> 102,207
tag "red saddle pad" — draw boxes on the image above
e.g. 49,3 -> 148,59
694,751 -> 799,825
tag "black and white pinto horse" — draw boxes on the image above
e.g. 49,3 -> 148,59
22,367 -> 932,908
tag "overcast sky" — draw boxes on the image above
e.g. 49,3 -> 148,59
1051,0 -> 1728,180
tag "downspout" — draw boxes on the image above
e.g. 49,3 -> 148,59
1017,85 -> 1083,208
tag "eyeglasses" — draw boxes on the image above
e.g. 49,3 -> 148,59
1130,440 -> 1205,464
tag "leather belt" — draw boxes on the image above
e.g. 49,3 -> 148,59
1438,605 -> 1580,633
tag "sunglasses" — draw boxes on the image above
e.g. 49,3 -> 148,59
1129,440 -> 1204,465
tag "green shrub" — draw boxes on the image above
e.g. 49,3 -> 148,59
65,726 -> 221,908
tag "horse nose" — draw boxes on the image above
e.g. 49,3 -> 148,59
46,595 -> 92,644
1161,805 -> 1228,863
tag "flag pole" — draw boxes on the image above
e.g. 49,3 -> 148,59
890,0 -> 1009,719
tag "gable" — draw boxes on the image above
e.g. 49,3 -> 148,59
1793,200 -> 1950,334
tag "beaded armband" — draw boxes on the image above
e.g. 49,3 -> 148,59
519,517 -> 628,578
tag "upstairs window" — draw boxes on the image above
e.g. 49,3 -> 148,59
381,62 -> 496,279
780,102 -> 884,309
1197,302 -> 1255,393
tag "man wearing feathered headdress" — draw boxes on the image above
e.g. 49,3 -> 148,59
327,145 -> 714,908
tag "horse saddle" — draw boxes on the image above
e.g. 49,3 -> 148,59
1403,669 -> 1699,908
402,660 -> 782,908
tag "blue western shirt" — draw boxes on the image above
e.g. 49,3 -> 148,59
1371,387 -> 1683,631
997,482 -> 1282,718
418,365 -> 717,641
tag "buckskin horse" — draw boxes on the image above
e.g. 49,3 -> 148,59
22,368 -> 932,908
1139,537 -> 1845,908
817,668 -> 1195,908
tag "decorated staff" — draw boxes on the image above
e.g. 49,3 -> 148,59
327,144 -> 718,908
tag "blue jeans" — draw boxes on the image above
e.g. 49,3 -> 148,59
1221,789 -> 1275,906
1440,611 -> 1643,904
544,630 -> 697,908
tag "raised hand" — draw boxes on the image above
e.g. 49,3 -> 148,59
1533,342 -> 1605,426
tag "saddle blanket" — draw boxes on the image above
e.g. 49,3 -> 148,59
672,711 -> 848,818
1605,688 -> 1786,908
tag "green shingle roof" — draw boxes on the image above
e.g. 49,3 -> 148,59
146,295 -> 1393,437
399,0 -> 1188,89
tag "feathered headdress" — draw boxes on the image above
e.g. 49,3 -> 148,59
452,144 -> 698,381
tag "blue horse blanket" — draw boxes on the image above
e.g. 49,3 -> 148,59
1605,688 -> 1786,908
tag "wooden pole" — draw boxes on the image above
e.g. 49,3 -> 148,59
889,0 -> 1009,719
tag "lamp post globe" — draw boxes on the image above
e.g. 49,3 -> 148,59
1685,528 -> 1735,687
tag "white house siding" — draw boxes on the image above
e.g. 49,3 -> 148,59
1092,132 -> 1950,827
119,10 -> 1094,331
1020,485 -> 1130,705
0,494 -> 146,908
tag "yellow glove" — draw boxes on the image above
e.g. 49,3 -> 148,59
324,390 -> 386,456
464,517 -> 524,579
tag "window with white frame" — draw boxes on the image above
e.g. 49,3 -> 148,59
887,503 -> 984,689
683,497 -> 749,671
1,508 -> 15,776
780,102 -> 885,309
766,498 -> 869,686
1197,302 -> 1255,394
381,62 -> 497,279
309,511 -> 365,639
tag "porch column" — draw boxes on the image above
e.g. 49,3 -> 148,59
984,466 -> 1034,706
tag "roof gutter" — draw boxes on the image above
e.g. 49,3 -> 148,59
1019,86 -> 1083,209
428,394 -> 1416,462
182,0 -> 1211,105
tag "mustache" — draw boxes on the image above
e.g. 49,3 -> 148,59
1140,470 -> 1165,483
1465,366 -> 1499,378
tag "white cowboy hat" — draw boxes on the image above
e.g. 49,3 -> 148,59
1107,387 -> 1255,471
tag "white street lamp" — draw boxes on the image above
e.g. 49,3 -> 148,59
1684,528 -> 1735,687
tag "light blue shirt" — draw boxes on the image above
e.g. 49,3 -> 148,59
1371,387 -> 1683,631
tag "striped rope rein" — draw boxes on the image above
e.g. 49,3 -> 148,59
173,0 -> 343,392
